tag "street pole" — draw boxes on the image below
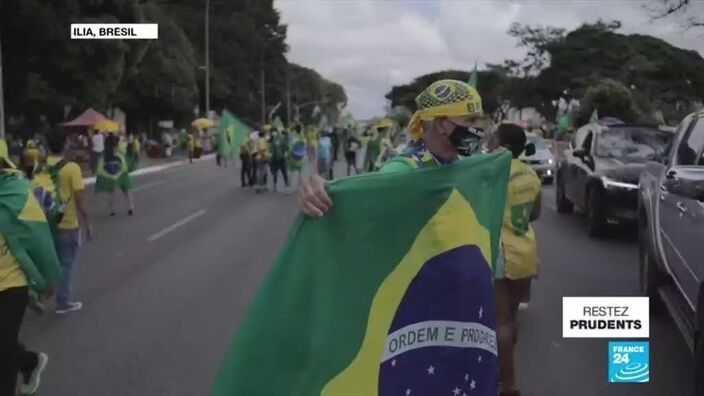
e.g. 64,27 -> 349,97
0,30 -> 5,139
260,64 -> 266,126
286,65 -> 291,127
204,0 -> 210,119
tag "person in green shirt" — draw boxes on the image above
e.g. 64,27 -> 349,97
269,128 -> 290,192
298,79 -> 486,217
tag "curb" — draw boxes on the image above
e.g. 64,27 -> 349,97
84,154 -> 216,185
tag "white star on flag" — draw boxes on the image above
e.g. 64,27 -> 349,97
478,355 -> 482,363
406,389 -> 412,396
470,379 -> 477,390
478,306 -> 483,319
453,387 -> 462,395
427,365 -> 435,375
464,374 -> 469,382
462,393 -> 468,396
391,359 -> 396,367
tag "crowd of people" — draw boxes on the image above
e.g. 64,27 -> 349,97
232,119 -> 404,194
2,79 -> 542,396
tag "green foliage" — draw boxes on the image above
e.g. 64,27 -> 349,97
0,0 -> 346,132
580,79 -> 641,124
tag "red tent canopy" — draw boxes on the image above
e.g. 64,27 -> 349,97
61,108 -> 107,127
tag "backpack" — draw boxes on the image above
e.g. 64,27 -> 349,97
32,159 -> 68,231
291,140 -> 306,162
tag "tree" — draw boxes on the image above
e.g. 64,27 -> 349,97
650,0 -> 704,29
579,79 -> 641,125
506,23 -> 566,77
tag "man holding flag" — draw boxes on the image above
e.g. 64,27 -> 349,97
213,80 -> 509,396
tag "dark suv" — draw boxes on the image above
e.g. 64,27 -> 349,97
639,111 -> 704,392
556,119 -> 672,236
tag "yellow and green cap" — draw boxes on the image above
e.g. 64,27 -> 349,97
408,79 -> 483,141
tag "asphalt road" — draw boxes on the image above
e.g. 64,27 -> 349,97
21,158 -> 694,395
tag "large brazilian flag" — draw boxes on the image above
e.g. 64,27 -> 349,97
214,151 -> 512,396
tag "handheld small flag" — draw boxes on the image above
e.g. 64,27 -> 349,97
273,116 -> 285,132
589,109 -> 599,124
468,61 -> 478,88
213,151 -> 512,396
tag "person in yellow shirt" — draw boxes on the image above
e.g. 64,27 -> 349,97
488,123 -> 542,396
188,127 -> 203,164
305,125 -> 319,167
0,139 -> 61,396
254,130 -> 271,193
45,133 -> 93,314
239,137 -> 253,187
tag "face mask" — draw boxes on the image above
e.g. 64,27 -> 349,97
448,123 -> 483,156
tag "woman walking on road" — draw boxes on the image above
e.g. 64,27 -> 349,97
488,123 -> 542,396
95,133 -> 135,216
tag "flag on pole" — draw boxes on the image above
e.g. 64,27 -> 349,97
654,110 -> 666,126
213,151 -> 512,396
220,110 -> 250,159
273,116 -> 285,132
589,109 -> 599,124
312,105 -> 321,119
468,61 -> 478,88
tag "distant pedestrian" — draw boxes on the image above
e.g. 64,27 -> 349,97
305,125 -> 319,167
288,125 -> 306,189
0,139 -> 61,396
270,128 -> 290,192
96,133 -> 135,217
124,133 -> 141,172
188,128 -> 202,163
90,130 -> 104,175
344,133 -> 361,175
42,132 -> 94,314
239,138 -> 253,187
254,130 -> 270,193
317,129 -> 333,180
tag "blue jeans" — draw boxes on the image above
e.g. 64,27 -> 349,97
55,229 -> 80,309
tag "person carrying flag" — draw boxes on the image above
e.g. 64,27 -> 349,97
297,79 -> 499,395
0,138 -> 61,395
95,133 -> 135,216
305,125 -> 319,169
300,79 -> 487,215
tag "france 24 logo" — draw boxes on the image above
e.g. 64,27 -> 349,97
608,341 -> 649,383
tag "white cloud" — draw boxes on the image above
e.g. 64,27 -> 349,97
276,0 -> 704,119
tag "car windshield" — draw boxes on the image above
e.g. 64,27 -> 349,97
527,135 -> 547,150
595,127 -> 671,160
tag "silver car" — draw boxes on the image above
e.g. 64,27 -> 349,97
520,133 -> 556,184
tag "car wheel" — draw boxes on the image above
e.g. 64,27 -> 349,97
586,187 -> 607,238
556,174 -> 573,214
695,333 -> 704,395
638,214 -> 665,315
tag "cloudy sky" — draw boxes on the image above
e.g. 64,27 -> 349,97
274,0 -> 704,118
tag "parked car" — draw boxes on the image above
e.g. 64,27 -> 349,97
556,119 -> 673,236
520,133 -> 556,184
639,111 -> 704,392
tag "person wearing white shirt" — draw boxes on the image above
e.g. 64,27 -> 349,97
90,131 -> 105,175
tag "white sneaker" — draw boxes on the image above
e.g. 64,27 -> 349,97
518,302 -> 529,311
55,301 -> 83,314
20,352 -> 48,395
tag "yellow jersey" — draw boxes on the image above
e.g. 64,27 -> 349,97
502,159 -> 541,279
47,156 -> 85,230
0,233 -> 27,291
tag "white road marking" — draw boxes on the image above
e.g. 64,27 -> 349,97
146,210 -> 207,242
132,180 -> 168,193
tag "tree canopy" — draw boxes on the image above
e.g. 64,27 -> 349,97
0,0 -> 346,134
387,20 -> 704,125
